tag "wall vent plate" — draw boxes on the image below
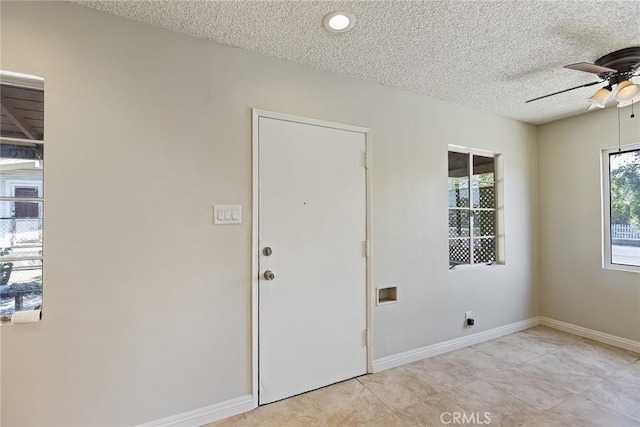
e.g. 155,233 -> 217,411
214,204 -> 241,224
376,286 -> 398,305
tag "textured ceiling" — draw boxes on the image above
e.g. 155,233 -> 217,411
74,0 -> 640,125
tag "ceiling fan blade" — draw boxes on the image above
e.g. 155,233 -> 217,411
564,62 -> 617,74
525,81 -> 603,103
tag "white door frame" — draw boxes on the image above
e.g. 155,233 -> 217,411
251,109 -> 373,407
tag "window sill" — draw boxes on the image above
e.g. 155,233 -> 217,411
449,263 -> 504,271
0,309 -> 41,325
602,264 -> 640,274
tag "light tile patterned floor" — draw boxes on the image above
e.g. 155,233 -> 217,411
204,326 -> 640,426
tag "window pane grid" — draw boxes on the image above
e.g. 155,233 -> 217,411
449,150 -> 497,267
1,79 -> 45,320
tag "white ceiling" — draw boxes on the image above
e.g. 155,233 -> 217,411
74,0 -> 640,125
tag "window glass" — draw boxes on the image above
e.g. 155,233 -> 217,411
448,151 -> 469,208
0,200 -> 43,259
0,72 -> 44,321
449,150 -> 498,268
0,154 -> 43,198
0,260 -> 42,315
0,84 -> 44,140
474,237 -> 495,264
607,148 -> 640,268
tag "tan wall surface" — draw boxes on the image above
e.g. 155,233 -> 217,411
1,2 -> 539,425
538,106 -> 640,342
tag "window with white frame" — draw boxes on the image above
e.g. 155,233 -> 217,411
448,149 -> 500,268
0,70 -> 45,322
602,144 -> 640,272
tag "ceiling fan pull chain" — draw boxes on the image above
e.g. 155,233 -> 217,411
617,107 -> 621,153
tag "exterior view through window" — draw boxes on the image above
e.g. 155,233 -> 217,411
448,150 -> 497,268
603,146 -> 640,270
0,71 -> 44,321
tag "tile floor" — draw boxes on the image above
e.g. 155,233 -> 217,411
205,326 -> 640,426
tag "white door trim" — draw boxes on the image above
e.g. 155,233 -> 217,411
251,109 -> 372,407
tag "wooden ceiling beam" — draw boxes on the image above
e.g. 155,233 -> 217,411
0,95 -> 38,140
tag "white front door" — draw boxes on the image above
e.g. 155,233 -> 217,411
257,113 -> 368,404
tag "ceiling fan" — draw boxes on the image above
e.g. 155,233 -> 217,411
526,47 -> 640,109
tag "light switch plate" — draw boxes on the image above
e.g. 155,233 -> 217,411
214,205 -> 241,224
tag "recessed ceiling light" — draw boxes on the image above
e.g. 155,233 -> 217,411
323,11 -> 356,33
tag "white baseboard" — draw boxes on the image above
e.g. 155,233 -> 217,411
137,394 -> 254,427
540,317 -> 640,354
138,317 -> 638,427
372,317 -> 542,372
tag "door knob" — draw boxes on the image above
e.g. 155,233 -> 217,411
263,270 -> 275,280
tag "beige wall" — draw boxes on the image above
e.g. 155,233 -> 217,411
1,2 -> 539,425
538,107 -> 640,342
0,326 -> 2,427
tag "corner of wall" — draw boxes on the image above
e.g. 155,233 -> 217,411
533,123 -> 543,319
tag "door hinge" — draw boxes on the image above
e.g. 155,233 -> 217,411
364,329 -> 370,346
363,152 -> 369,169
363,240 -> 369,258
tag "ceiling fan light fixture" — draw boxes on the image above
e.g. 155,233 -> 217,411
323,11 -> 355,33
615,80 -> 640,102
587,87 -> 612,108
526,47 -> 640,112
617,92 -> 640,108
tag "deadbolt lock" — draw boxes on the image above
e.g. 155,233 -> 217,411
263,247 -> 273,256
263,270 -> 275,280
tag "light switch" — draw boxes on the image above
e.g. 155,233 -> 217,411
214,205 -> 242,225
